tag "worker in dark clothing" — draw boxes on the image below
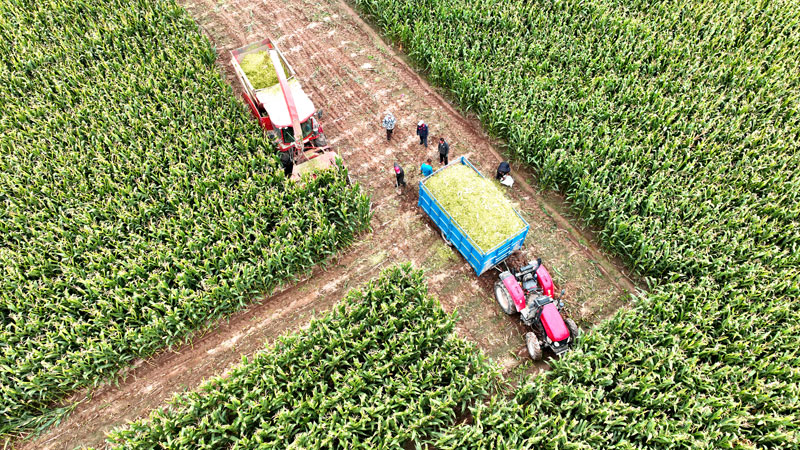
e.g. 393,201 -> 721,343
280,150 -> 294,178
438,137 -> 449,165
394,162 -> 406,188
496,161 -> 511,180
416,121 -> 429,147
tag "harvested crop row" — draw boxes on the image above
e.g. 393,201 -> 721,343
354,0 -> 800,447
104,265 -> 496,449
0,0 -> 370,438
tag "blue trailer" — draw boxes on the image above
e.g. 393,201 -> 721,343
418,156 -> 529,276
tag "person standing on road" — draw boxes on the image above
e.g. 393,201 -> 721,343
420,158 -> 433,177
394,162 -> 406,188
416,120 -> 429,147
438,137 -> 450,165
382,111 -> 396,141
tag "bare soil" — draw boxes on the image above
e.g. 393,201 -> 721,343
15,0 -> 638,448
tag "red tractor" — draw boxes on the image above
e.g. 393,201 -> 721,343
494,258 -> 579,360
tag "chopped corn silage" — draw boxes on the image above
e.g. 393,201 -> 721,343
296,154 -> 336,175
240,51 -> 289,89
425,163 -> 525,252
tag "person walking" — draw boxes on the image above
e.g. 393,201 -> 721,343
382,111 -> 396,141
437,137 -> 450,165
420,158 -> 434,177
416,120 -> 429,147
394,162 -> 406,188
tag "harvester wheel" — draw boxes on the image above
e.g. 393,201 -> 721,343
566,318 -> 580,341
494,282 -> 515,315
312,134 -> 328,148
525,332 -> 542,361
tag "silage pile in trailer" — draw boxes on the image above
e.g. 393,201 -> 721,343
425,163 -> 524,252
240,51 -> 288,89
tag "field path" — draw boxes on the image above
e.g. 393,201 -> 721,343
16,0 -> 637,448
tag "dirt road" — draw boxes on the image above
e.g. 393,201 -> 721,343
16,0 -> 637,448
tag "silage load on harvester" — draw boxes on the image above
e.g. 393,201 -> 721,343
240,51 -> 289,89
425,163 -> 525,252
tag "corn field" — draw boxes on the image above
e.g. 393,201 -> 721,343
354,0 -> 800,447
104,265 -> 496,449
0,0 -> 370,438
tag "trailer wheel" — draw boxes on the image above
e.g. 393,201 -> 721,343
494,282 -> 515,315
525,332 -> 542,361
566,318 -> 580,341
440,231 -> 453,247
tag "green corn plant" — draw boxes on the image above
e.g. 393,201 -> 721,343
105,265 -> 499,449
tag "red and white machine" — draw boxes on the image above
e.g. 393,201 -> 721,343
231,38 -> 341,181
494,258 -> 580,360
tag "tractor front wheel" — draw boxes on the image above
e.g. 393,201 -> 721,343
525,332 -> 542,360
494,282 -> 515,315
566,318 -> 580,341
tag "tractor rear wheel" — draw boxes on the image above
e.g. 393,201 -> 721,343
566,318 -> 580,341
525,332 -> 542,361
494,282 -> 515,315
